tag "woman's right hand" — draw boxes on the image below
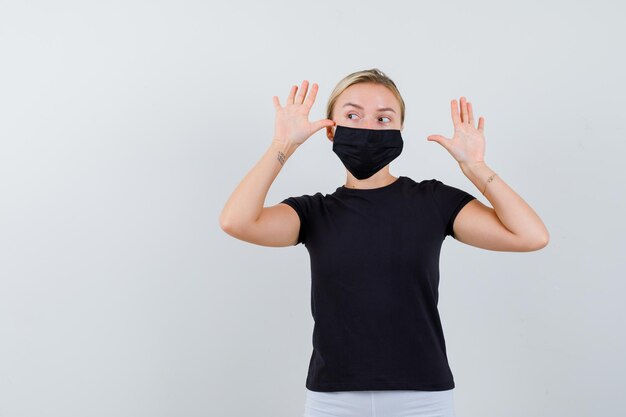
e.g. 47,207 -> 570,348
272,80 -> 336,147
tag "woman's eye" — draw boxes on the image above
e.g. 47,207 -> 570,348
379,116 -> 391,122
347,113 -> 357,119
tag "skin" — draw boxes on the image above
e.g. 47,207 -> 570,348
325,82 -> 404,190
219,80 -> 550,251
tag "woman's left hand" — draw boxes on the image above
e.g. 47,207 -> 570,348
427,96 -> 486,169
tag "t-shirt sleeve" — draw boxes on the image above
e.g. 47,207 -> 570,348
429,179 -> 477,239
279,193 -> 321,245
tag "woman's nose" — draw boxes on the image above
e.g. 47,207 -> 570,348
362,116 -> 377,129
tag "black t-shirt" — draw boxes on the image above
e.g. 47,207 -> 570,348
280,175 -> 476,392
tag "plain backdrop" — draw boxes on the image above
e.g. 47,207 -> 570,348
1,1 -> 624,416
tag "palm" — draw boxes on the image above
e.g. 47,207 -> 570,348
427,96 -> 486,166
273,80 -> 335,146
274,103 -> 315,145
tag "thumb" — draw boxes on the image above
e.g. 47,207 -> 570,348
427,135 -> 449,149
312,118 -> 336,132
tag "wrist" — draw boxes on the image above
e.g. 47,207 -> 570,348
460,160 -> 487,175
270,138 -> 299,161
459,160 -> 497,195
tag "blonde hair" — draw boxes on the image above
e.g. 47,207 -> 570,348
326,68 -> 406,127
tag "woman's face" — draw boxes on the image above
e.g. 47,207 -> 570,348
327,82 -> 403,141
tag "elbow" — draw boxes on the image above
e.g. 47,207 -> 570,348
220,220 -> 232,234
528,231 -> 550,251
219,211 -> 237,234
515,229 -> 550,252
219,212 -> 251,240
219,217 -> 241,240
539,228 -> 550,248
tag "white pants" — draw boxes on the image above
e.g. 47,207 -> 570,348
303,388 -> 456,417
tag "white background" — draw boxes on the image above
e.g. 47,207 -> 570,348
1,1 -> 624,416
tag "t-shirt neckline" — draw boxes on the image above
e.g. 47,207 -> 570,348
338,176 -> 405,194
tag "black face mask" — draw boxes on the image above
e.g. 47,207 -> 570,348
332,125 -> 404,180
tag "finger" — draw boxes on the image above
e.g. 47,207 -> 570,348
427,135 -> 450,150
273,95 -> 281,111
311,118 -> 336,132
460,96 -> 468,124
287,85 -> 297,105
303,82 -> 319,110
295,80 -> 309,104
478,116 -> 485,132
467,101 -> 475,126
450,99 -> 461,126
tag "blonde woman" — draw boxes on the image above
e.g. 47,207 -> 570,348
219,69 -> 549,417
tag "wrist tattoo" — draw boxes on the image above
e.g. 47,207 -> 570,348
277,150 -> 286,166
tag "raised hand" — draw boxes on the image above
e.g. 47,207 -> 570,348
427,96 -> 486,168
272,80 -> 335,147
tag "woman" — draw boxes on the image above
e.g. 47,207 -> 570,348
219,68 -> 549,417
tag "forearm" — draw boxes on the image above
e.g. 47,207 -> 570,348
459,161 -> 549,242
219,139 -> 299,230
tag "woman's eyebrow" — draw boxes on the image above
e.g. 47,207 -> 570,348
342,102 -> 397,113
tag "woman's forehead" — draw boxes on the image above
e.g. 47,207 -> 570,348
336,84 -> 400,111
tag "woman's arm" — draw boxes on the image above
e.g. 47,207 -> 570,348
453,161 -> 549,251
219,139 -> 300,246
219,80 -> 335,247
427,96 -> 549,252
